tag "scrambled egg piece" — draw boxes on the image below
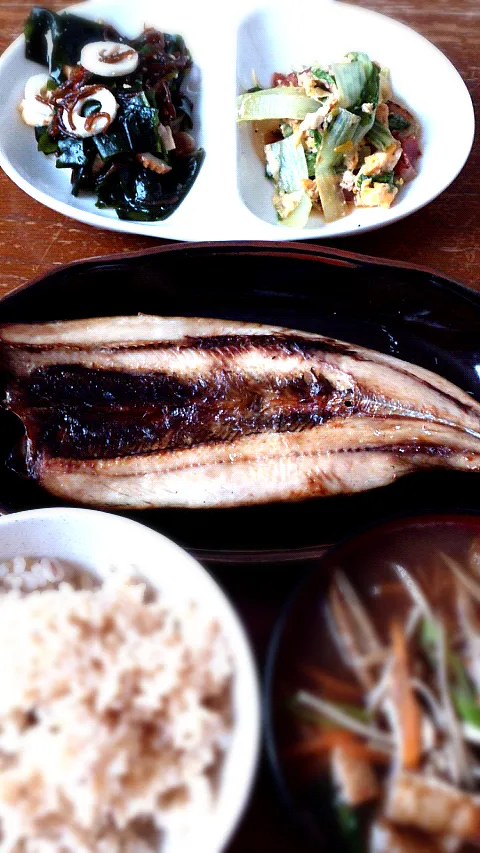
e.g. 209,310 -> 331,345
273,190 -> 304,219
301,178 -> 320,204
298,96 -> 337,133
340,170 -> 356,192
355,178 -> 398,208
344,147 -> 359,171
297,71 -> 331,100
359,142 -> 402,177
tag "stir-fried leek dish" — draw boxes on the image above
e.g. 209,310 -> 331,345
287,530 -> 480,851
237,53 -> 420,227
19,7 -> 204,221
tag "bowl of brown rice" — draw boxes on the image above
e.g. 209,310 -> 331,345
0,507 -> 260,853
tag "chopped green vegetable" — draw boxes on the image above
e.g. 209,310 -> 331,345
316,108 -> 360,172
346,54 -> 380,145
420,616 -> 440,649
420,617 -> 480,727
280,123 -> 294,138
372,172 -> 395,190
366,119 -> 395,151
336,802 -> 364,853
332,59 -> 368,110
288,693 -> 371,727
81,100 -> 102,119
56,137 -> 90,169
379,66 -> 392,102
264,135 -> 311,227
275,190 -> 312,228
265,134 -> 307,192
237,88 -> 319,122
305,149 -> 317,178
35,126 -> 58,155
388,112 -> 411,132
311,67 -> 335,88
449,653 -> 480,726
453,690 -> 480,727
315,108 -> 360,221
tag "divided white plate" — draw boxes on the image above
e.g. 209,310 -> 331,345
0,0 -> 474,240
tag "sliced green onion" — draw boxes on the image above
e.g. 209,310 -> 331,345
366,119 -> 395,151
237,88 -> 319,122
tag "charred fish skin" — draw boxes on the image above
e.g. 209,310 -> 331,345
1,314 -> 480,510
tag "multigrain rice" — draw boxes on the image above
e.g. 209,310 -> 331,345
0,560 -> 233,852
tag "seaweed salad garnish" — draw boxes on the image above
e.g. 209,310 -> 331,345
20,7 -> 204,221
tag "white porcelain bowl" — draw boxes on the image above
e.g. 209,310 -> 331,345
0,507 -> 261,853
0,0 -> 474,240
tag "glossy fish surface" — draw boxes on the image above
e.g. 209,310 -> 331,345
1,314 -> 479,509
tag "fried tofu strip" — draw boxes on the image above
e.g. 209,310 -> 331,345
386,771 -> 480,841
331,744 -> 379,806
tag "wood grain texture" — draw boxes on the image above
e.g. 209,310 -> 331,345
0,0 -> 478,850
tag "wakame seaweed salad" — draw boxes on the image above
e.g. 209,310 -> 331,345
21,7 -> 204,221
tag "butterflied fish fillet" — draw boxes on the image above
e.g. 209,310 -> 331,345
0,314 -> 479,509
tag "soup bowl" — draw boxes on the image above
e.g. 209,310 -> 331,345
265,510 -> 480,847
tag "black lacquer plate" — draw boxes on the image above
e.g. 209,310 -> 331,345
0,241 -> 479,561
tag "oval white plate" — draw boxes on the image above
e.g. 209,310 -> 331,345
0,0 -> 474,241
0,506 -> 261,853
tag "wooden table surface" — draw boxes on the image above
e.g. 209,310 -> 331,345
0,0 -> 478,850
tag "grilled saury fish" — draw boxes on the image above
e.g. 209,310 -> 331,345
1,314 -> 479,509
